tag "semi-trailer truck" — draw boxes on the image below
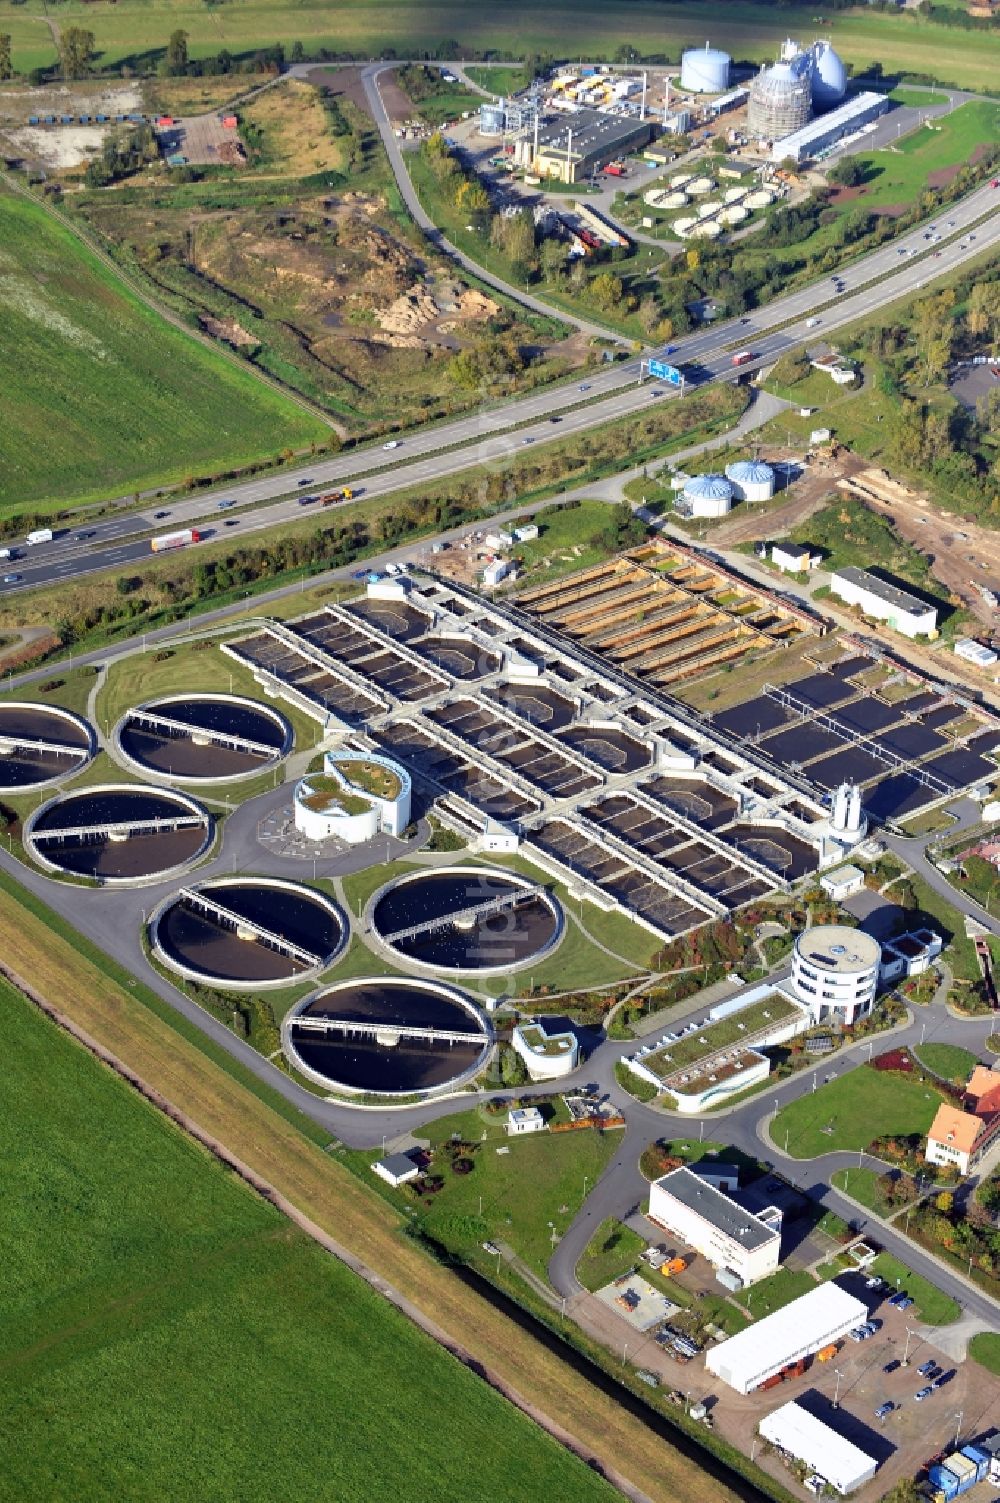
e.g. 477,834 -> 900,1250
731,350 -> 753,367
150,528 -> 202,553
26,528 -> 53,545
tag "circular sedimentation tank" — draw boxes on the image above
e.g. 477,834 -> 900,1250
369,867 -> 561,973
661,191 -> 689,209
26,784 -> 212,883
669,172 -> 693,189
673,216 -> 697,238
724,187 -> 748,204
115,693 -> 291,783
719,204 -> 748,226
151,877 -> 347,988
691,219 -> 722,239
699,200 -> 723,217
746,189 -> 774,210
0,702 -> 95,792
284,977 -> 493,1098
687,176 -> 714,196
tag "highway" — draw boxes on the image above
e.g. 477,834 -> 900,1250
4,167 -> 998,599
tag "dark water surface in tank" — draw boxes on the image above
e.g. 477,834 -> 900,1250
292,979 -> 487,1092
158,881 -> 344,982
120,697 -> 286,777
0,704 -> 91,786
32,789 -> 209,877
372,872 -> 557,969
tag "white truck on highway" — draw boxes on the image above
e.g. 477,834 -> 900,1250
26,528 -> 53,546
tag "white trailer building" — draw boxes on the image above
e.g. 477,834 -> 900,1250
758,1401 -> 878,1494
706,1283 -> 868,1393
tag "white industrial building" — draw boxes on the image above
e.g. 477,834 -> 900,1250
771,542 -> 819,573
293,750 -> 411,844
647,1167 -> 781,1286
706,1282 -> 868,1394
507,1106 -> 545,1135
759,1401 -> 878,1494
512,1020 -> 579,1080
771,90 -> 888,165
830,565 -> 938,638
371,1153 -> 421,1188
790,924 -> 880,1025
955,637 -> 999,669
819,864 -> 865,901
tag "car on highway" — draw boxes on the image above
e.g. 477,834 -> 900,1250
549,416 -> 562,423
651,389 -> 665,397
154,510 -> 170,520
216,499 -> 235,510
579,383 -> 591,392
875,1402 -> 894,1421
351,570 -> 368,580
806,317 -> 820,327
382,440 -> 400,450
223,519 -> 240,528
915,1386 -> 934,1403
297,477 -> 314,485
298,494 -> 319,505
521,436 -> 534,445
74,530 -> 94,540
2,572 -> 21,583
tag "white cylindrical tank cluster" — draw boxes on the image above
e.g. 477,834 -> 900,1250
830,780 -> 864,836
680,43 -> 731,94
682,473 -> 733,516
725,459 -> 775,501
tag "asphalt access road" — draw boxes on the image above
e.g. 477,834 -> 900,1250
5,174 -> 998,596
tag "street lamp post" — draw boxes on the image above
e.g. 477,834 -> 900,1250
833,1368 -> 844,1409
901,1326 -> 914,1367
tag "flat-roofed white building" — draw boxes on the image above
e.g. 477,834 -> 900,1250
819,864 -> 865,902
707,1283 -> 868,1394
830,565 -> 937,638
759,1401 -> 877,1494
647,1166 -> 781,1286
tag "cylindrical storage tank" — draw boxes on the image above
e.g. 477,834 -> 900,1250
747,60 -> 812,140
681,44 -> 731,94
811,41 -> 847,108
682,473 -> 733,516
725,459 -> 775,501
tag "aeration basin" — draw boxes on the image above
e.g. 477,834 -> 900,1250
25,784 -> 212,882
284,977 -> 492,1097
0,702 -> 94,791
115,694 -> 291,782
369,867 -> 561,973
151,877 -> 347,988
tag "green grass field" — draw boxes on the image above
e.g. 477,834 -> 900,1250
772,1065 -> 941,1159
846,100 -> 1000,209
0,980 -> 617,1502
742,1269 -> 817,1320
830,1165 -> 902,1216
914,1042 -> 978,1084
970,1331 -> 1000,1374
0,191 -> 326,514
576,1217 -> 646,1292
6,0 -> 1000,90
344,1106 -> 620,1281
870,1251 -> 960,1324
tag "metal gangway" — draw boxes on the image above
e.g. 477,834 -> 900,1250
0,732 -> 86,760
128,708 -> 277,759
380,884 -> 546,945
32,813 -> 206,844
178,887 -> 323,969
292,1015 -> 487,1046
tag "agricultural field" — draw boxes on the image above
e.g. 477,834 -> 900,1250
4,0 -> 1000,91
772,1064 -> 942,1159
66,77 -> 579,434
0,979 -> 619,1502
0,189 -> 327,514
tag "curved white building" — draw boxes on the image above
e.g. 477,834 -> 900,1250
294,750 -> 411,844
512,1020 -> 579,1081
791,924 -> 880,1026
